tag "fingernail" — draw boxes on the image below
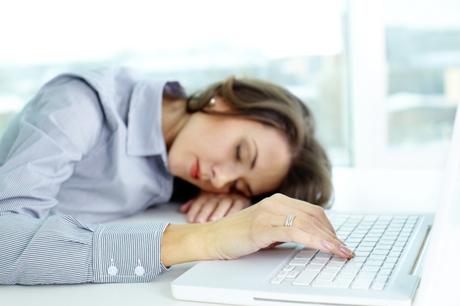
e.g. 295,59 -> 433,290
321,240 -> 335,251
339,245 -> 353,256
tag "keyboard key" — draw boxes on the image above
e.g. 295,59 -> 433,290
356,246 -> 373,252
312,280 -> 335,288
356,271 -> 376,279
293,271 -> 318,286
316,252 -> 332,258
374,275 -> 389,283
289,258 -> 310,266
355,251 -> 371,257
364,260 -> 383,266
333,279 -> 354,288
351,256 -> 366,263
382,263 -> 395,270
316,272 -> 337,281
385,257 -> 398,263
295,250 -> 316,259
322,266 -> 342,274
378,268 -> 392,276
271,276 -> 284,284
311,257 -> 329,264
327,261 -> 346,267
371,282 -> 386,290
372,244 -> 389,250
305,263 -> 324,271
286,270 -> 300,279
352,278 -> 373,290
371,249 -> 389,255
359,241 -> 377,247
277,270 -> 290,278
330,256 -> 347,263
283,265 -> 295,272
362,266 -> 379,272
363,237 -> 379,243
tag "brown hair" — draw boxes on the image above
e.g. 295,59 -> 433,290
165,78 -> 333,207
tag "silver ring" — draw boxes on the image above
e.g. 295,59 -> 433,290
284,215 -> 296,227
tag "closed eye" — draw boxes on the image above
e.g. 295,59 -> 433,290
235,143 -> 242,161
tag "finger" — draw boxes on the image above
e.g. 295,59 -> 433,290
268,194 -> 336,235
195,199 -> 219,223
307,222 -> 353,258
286,226 -> 352,259
179,200 -> 193,213
226,199 -> 250,216
304,212 -> 337,238
186,196 -> 208,223
209,198 -> 233,221
272,215 -> 353,259
309,217 -> 345,245
272,209 -> 337,239
292,205 -> 336,235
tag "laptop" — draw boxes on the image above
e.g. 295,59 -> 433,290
171,106 -> 459,306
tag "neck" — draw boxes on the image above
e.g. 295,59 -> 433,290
162,98 -> 190,149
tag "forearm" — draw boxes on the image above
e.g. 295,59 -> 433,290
0,213 -> 170,285
0,213 -> 93,285
161,223 -> 215,266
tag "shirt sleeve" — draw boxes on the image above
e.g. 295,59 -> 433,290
0,75 -> 171,285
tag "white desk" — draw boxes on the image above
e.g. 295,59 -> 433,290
0,168 -> 443,306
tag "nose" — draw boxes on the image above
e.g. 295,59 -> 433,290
210,163 -> 241,191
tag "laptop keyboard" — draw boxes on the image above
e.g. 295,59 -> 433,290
270,214 -> 419,290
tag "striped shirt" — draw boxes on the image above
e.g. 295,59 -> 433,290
0,66 -> 179,284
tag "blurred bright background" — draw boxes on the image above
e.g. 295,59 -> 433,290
0,0 -> 459,210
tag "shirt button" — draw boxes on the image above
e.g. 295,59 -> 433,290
135,265 -> 145,276
108,265 -> 118,276
135,259 -> 145,276
108,258 -> 118,276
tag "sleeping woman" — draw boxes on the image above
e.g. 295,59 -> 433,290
0,66 -> 353,285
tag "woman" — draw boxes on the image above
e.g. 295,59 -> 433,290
0,66 -> 353,285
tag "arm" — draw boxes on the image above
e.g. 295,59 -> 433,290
162,193 -> 354,266
0,213 -> 170,284
0,75 -> 169,284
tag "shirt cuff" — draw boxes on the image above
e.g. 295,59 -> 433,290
92,222 -> 171,283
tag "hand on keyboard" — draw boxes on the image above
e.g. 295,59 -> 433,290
270,214 -> 418,289
205,193 -> 355,260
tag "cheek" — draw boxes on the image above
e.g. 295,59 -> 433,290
166,145 -> 181,176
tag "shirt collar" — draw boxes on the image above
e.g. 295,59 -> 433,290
126,79 -> 169,164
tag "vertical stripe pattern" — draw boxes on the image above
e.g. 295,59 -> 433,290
0,212 -> 171,284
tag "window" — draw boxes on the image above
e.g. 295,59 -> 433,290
0,0 -> 350,165
5,1 -> 456,170
384,0 -> 460,168
345,0 -> 458,169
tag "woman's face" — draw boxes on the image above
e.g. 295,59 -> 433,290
167,97 -> 291,197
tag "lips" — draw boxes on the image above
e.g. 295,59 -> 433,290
190,158 -> 200,180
